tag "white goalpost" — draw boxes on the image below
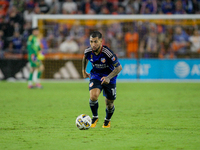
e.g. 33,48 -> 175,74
31,14 -> 200,80
32,14 -> 200,28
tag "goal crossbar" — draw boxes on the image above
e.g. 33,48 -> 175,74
32,14 -> 200,28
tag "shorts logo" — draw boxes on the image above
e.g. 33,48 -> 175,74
101,58 -> 106,63
111,56 -> 115,61
89,82 -> 94,87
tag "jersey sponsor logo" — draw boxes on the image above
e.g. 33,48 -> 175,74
101,58 -> 106,63
89,82 -> 94,87
94,64 -> 108,69
111,56 -> 115,61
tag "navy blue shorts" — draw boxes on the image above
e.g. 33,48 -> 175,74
89,79 -> 117,100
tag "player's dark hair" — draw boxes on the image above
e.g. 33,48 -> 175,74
90,31 -> 102,39
31,27 -> 39,32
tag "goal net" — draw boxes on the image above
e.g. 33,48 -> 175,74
32,14 -> 200,79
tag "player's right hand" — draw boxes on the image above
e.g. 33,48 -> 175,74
82,70 -> 90,78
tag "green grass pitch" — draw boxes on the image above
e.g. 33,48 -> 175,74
0,81 -> 200,150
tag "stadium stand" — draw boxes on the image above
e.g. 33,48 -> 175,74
0,0 -> 200,59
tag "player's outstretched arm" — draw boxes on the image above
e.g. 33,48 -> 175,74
82,56 -> 90,78
101,65 -> 122,84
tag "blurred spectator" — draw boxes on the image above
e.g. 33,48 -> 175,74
14,22 -> 22,34
109,0 -> 119,14
0,32 -> 4,58
108,21 -> 122,36
3,17 -> 14,42
92,0 -> 102,14
126,0 -> 141,14
21,22 -> 32,47
106,21 -> 122,50
86,8 -> 96,14
80,0 -> 96,14
59,36 -> 79,53
11,0 -> 25,13
125,27 -> 139,58
189,29 -> 200,53
159,26 -> 173,58
193,0 -> 200,14
57,32 -> 65,47
125,5 -> 135,14
0,30 -> 4,51
161,0 -> 175,14
140,0 -> 157,14
9,31 -> 23,54
0,16 -> 11,49
140,30 -> 159,58
25,0 -> 35,10
38,0 -> 50,14
0,0 -> 200,60
0,0 -> 9,17
69,21 -> 85,41
146,31 -> 159,53
62,0 -> 77,14
100,0 -> 113,14
48,0 -> 60,14
184,0 -> 200,14
78,35 -> 90,54
45,0 -> 54,6
34,6 -> 41,15
99,6 -> 110,14
116,5 -> 125,14
137,21 -> 148,40
174,0 -> 187,14
46,33 -> 58,52
40,36 -> 49,53
111,32 -> 125,58
171,26 -> 190,57
9,6 -> 23,25
57,23 -> 68,37
23,8 -> 34,23
0,5 -> 7,17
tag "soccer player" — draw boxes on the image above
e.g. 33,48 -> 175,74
27,27 -> 44,89
82,31 -> 122,128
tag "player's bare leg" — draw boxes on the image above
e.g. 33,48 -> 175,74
102,98 -> 115,128
90,88 -> 101,128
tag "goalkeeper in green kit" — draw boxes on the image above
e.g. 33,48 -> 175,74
27,27 -> 44,89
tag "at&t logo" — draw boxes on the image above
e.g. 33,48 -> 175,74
174,61 -> 190,78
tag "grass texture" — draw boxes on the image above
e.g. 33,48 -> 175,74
0,81 -> 200,150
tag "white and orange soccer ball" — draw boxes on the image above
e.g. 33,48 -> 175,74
76,114 -> 92,130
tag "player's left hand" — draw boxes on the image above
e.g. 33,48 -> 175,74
101,77 -> 110,85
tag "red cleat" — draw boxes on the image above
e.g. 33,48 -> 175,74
36,83 -> 43,89
28,85 -> 35,89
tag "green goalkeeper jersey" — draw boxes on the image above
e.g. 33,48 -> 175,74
27,35 -> 41,59
27,35 -> 41,67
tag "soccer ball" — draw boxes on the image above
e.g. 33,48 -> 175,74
76,114 -> 92,130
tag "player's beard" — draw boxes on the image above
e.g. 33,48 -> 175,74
92,45 -> 101,53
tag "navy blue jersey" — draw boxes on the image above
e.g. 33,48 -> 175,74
84,45 -> 121,84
